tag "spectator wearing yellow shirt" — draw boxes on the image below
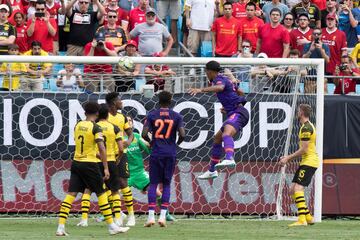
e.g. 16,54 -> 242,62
350,42 -> 360,67
23,41 -> 52,91
0,44 -> 27,90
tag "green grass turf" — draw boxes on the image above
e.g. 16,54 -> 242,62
0,216 -> 359,240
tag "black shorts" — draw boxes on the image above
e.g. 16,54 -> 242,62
292,165 -> 317,187
98,161 -> 121,191
68,161 -> 105,194
117,154 -> 130,178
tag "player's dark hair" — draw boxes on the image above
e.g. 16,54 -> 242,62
105,92 -> 119,105
246,1 -> 256,9
84,102 -> 100,115
299,104 -> 312,118
97,104 -> 109,121
158,91 -> 172,107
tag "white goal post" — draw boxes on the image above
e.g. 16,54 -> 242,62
0,56 -> 324,222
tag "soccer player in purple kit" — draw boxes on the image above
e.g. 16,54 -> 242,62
189,60 -> 249,180
141,91 -> 185,227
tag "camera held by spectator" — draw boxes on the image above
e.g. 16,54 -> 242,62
334,54 -> 360,94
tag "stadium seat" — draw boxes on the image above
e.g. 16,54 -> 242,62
200,41 -> 212,57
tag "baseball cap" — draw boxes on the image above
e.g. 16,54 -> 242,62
257,52 -> 268,58
297,13 -> 309,20
0,4 -> 10,12
326,13 -> 337,21
205,60 -> 221,72
126,40 -> 137,49
94,31 -> 105,41
146,8 -> 156,15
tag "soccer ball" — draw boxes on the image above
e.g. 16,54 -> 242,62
118,56 -> 135,71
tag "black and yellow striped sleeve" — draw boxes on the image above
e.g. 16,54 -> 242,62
113,125 -> 122,141
93,123 -> 104,143
300,124 -> 313,141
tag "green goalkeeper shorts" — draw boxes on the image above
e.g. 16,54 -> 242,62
128,171 -> 150,191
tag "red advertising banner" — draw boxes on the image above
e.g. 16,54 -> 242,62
0,159 -> 285,214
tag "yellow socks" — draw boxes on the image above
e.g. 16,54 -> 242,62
80,193 -> 91,220
112,193 -> 122,219
98,192 -> 114,224
58,195 -> 75,225
293,191 -> 309,222
121,187 -> 134,214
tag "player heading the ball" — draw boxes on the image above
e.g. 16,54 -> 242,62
142,91 -> 186,227
279,104 -> 319,227
189,60 -> 249,180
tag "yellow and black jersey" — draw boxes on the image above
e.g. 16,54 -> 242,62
97,120 -> 122,162
299,121 -> 319,168
108,112 -> 131,153
108,112 -> 131,134
74,120 -> 103,163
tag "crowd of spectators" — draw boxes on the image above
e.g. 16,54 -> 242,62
0,0 -> 358,94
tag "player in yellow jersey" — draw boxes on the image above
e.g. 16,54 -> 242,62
56,102 -> 128,236
279,104 -> 319,227
105,92 -> 136,226
77,104 -> 129,230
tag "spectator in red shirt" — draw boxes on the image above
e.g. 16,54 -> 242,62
256,8 -> 290,58
281,12 -> 295,32
321,12 -> 347,75
334,54 -> 360,94
240,2 -> 264,53
128,0 -> 148,31
45,0 -> 65,55
290,13 -> 313,56
212,2 -> 241,57
232,0 -> 262,20
102,0 -> 129,32
14,12 -> 28,53
7,0 -> 26,26
27,0 -> 57,54
83,31 -> 117,93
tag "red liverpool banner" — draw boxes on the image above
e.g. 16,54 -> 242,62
0,159 -> 288,214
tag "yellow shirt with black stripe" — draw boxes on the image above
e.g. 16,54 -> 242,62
299,121 -> 319,168
96,120 -> 122,162
74,120 -> 103,163
108,112 -> 131,153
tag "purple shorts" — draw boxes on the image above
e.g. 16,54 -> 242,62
221,107 -> 249,133
149,155 -> 176,185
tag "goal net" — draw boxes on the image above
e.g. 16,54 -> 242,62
0,56 -> 323,222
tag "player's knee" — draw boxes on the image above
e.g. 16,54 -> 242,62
293,183 -> 304,192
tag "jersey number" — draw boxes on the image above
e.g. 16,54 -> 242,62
154,119 -> 174,139
78,135 -> 84,154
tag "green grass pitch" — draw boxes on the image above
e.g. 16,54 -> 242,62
0,216 -> 359,240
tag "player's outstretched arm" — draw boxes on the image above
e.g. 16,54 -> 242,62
97,141 -> 110,180
279,141 -> 309,167
177,127 -> 185,145
188,84 -> 225,96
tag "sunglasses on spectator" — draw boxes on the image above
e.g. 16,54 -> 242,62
36,8 -> 45,11
313,32 -> 322,35
79,1 -> 89,4
108,15 -> 117,18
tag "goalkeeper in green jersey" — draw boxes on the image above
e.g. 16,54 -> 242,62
126,117 -> 175,222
